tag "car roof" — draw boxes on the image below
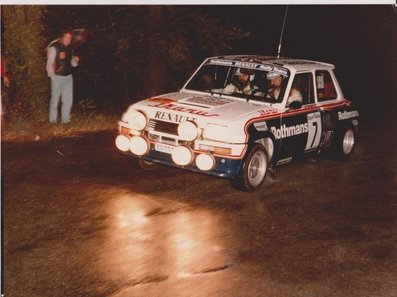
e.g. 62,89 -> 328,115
209,55 -> 335,71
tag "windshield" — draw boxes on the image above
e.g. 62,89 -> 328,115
184,59 -> 290,103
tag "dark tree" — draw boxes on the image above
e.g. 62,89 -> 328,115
2,5 -> 49,121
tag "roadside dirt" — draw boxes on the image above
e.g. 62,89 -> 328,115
2,114 -> 396,297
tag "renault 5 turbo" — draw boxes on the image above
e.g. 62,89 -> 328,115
115,55 -> 359,191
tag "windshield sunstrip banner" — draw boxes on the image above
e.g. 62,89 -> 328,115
207,59 -> 289,77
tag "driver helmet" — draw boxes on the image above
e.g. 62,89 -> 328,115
266,71 -> 283,80
235,68 -> 255,81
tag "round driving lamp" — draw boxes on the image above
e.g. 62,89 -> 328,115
115,135 -> 130,152
195,153 -> 215,171
123,109 -> 147,131
129,136 -> 149,156
171,146 -> 194,166
178,121 -> 199,141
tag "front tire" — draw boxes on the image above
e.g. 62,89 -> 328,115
138,159 -> 158,171
231,144 -> 268,192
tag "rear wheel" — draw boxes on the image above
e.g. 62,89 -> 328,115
231,144 -> 268,192
331,126 -> 356,160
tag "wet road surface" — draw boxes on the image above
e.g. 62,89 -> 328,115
3,116 -> 397,297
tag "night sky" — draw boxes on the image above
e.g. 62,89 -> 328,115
209,5 -> 397,118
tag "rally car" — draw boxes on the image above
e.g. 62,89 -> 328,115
115,55 -> 359,191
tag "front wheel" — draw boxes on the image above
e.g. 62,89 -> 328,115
231,144 -> 268,192
138,159 -> 158,171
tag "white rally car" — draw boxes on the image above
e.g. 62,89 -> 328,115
115,55 -> 359,191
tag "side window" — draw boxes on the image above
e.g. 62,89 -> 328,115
316,70 -> 337,101
291,73 -> 314,105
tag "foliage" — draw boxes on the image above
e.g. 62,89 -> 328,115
43,6 -> 249,113
1,5 -> 249,126
2,5 -> 50,121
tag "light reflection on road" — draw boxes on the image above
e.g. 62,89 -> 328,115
100,191 -> 230,292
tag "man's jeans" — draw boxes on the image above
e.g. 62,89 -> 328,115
49,75 -> 73,123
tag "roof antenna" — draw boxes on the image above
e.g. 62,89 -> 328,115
277,5 -> 289,58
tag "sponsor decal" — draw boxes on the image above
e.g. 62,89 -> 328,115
154,111 -> 195,123
254,121 -> 268,132
234,61 -> 262,69
183,96 -> 233,107
271,123 -> 309,140
277,157 -> 293,165
208,59 -> 234,66
257,65 -> 288,77
305,112 -> 322,150
207,59 -> 288,77
148,102 -> 219,117
147,98 -> 176,103
338,110 -> 359,120
258,109 -> 278,116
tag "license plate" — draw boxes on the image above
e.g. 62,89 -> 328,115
155,143 -> 175,154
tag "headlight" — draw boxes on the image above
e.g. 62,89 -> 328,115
122,108 -> 147,131
203,124 -> 229,142
178,121 -> 199,141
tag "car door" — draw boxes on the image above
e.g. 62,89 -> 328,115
314,69 -> 341,147
278,72 -> 322,159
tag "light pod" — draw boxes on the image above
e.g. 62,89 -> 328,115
115,135 -> 130,152
171,146 -> 194,166
195,153 -> 215,171
129,136 -> 149,156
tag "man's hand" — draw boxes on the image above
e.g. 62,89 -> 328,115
3,75 -> 10,87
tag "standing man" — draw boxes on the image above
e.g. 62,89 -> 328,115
46,30 -> 79,124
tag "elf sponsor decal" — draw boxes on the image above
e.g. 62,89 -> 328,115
148,102 -> 219,117
271,123 -> 309,140
147,97 -> 176,103
154,111 -> 195,123
338,110 -> 359,120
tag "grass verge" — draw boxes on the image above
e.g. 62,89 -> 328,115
1,113 -> 119,142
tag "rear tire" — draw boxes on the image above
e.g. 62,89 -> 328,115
331,126 -> 356,160
231,144 -> 268,192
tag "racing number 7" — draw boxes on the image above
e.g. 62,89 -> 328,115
305,111 -> 322,150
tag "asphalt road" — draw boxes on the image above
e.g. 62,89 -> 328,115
2,115 -> 397,297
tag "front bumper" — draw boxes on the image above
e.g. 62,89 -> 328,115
118,138 -> 243,179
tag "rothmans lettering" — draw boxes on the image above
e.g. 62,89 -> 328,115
271,123 -> 309,140
338,110 -> 359,120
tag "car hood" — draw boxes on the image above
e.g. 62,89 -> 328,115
132,91 -> 278,126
